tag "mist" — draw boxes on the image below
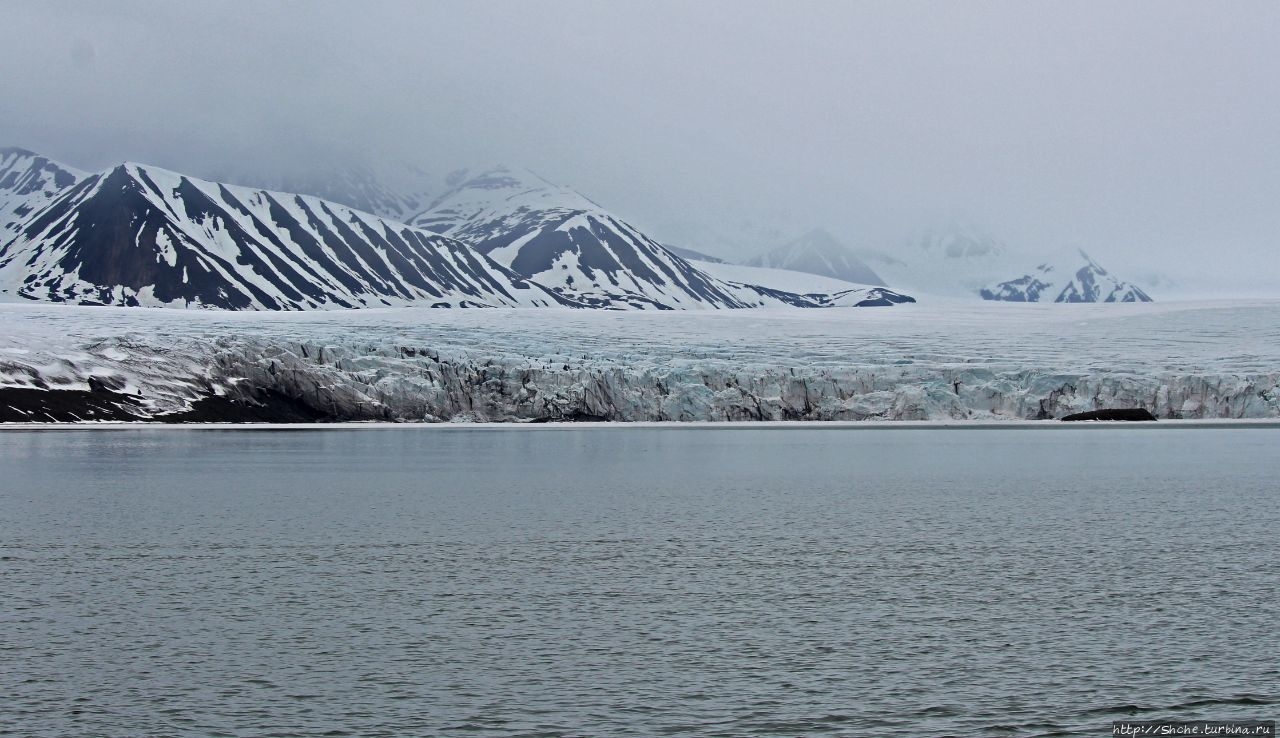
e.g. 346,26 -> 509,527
3,0 -> 1278,290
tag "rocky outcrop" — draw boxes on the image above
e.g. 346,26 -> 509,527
1060,408 -> 1158,421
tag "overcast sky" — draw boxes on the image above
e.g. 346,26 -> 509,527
3,1 -> 1277,288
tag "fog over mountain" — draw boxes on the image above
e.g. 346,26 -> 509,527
3,1 -> 1278,295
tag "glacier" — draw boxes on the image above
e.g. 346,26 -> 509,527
2,300 -> 1277,423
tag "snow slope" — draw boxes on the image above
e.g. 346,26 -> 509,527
981,250 -> 1153,303
408,166 -> 821,309
0,162 -> 571,309
692,260 -> 878,294
693,260 -> 915,306
3,299 -> 1275,422
747,228 -> 886,286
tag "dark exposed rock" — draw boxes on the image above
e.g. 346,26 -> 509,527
156,390 -> 335,423
1060,408 -> 1158,422
0,387 -> 146,422
0,385 -> 338,424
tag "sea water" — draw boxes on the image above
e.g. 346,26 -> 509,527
2,427 -> 1276,737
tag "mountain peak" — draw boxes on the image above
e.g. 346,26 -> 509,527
410,165 -> 603,237
982,250 -> 1151,303
0,146 -> 39,159
1,148 -> 86,238
455,165 -> 554,191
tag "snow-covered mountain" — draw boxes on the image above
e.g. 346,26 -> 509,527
746,229 -> 886,286
1,147 -> 85,238
407,166 -> 821,309
692,260 -> 914,307
649,211 -> 804,265
0,160 -> 570,309
981,250 -> 1153,303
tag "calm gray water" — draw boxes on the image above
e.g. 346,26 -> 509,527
1,427 -> 1277,737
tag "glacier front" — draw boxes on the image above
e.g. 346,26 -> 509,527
2,300 -> 1278,422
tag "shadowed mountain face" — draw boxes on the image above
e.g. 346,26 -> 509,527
981,250 -> 1152,303
408,166 -> 818,309
747,229 -> 886,286
0,161 -> 571,309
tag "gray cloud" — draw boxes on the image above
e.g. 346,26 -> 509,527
3,0 -> 1278,290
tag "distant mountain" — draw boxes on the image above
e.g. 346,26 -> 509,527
220,161 -> 437,223
1,147 -> 85,238
981,250 -> 1153,302
407,166 -> 820,309
860,224 -> 1015,297
663,244 -> 725,263
648,214 -> 799,264
0,160 -> 570,309
746,229 -> 886,286
913,225 -> 1008,260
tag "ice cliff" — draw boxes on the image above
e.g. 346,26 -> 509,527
2,302 -> 1277,422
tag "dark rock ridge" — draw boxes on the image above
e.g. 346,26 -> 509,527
0,162 -> 570,309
